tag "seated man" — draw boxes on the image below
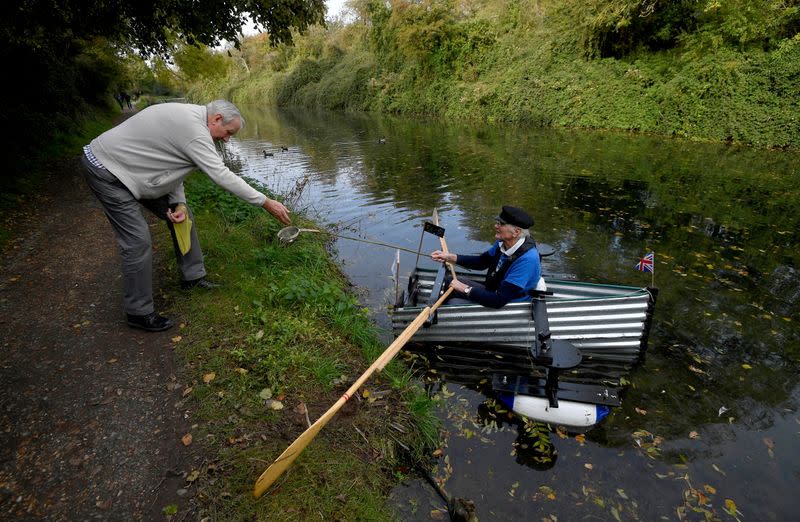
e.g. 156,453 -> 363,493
431,206 -> 541,308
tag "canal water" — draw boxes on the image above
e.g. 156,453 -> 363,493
230,105 -> 799,520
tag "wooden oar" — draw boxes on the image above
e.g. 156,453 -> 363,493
253,209 -> 458,497
253,285 -> 455,498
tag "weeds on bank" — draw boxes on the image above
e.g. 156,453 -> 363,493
162,174 -> 439,520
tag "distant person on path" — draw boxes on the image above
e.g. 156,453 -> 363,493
122,92 -> 133,110
431,206 -> 541,308
114,92 -> 124,111
81,100 -> 291,331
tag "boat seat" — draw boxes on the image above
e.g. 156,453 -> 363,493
537,243 -> 556,258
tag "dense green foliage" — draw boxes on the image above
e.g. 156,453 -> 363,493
213,0 -> 800,148
3,0 -> 326,196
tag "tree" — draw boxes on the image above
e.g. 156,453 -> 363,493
1,0 -> 326,189
4,0 -> 326,57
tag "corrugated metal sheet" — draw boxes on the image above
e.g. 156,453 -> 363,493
392,268 -> 657,364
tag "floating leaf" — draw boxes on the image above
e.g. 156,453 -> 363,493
575,434 -> 586,445
724,499 -> 738,516
203,372 -> 215,384
585,463 -> 593,470
712,464 -> 726,476
718,406 -> 729,416
704,484 -> 716,494
689,431 -> 699,439
763,437 -> 775,458
181,433 -> 193,446
617,488 -> 628,500
635,407 -> 647,416
741,363 -> 752,370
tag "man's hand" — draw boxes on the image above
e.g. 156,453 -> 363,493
263,198 -> 291,225
431,250 -> 456,264
167,203 -> 188,223
449,279 -> 470,294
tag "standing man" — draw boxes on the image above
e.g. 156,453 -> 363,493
82,99 -> 291,331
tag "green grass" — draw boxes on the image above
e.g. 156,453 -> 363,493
160,174 -> 439,520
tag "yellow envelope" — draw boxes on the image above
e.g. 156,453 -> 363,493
174,217 -> 193,255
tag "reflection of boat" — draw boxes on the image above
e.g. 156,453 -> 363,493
408,341 -> 622,430
392,266 -> 658,366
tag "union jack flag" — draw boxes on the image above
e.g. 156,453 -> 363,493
635,252 -> 654,273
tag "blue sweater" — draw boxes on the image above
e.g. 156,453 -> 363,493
455,240 -> 541,308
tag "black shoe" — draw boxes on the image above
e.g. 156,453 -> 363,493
180,277 -> 220,290
126,312 -> 174,332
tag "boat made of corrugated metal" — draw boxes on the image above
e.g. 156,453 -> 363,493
392,266 -> 658,365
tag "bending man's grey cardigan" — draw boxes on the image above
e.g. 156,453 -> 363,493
90,103 -> 267,206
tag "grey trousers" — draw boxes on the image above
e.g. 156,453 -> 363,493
81,155 -> 206,315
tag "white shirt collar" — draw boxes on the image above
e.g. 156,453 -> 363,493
500,236 -> 526,257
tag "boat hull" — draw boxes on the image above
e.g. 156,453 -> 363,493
392,267 -> 657,365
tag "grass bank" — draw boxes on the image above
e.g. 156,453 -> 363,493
191,1 -> 800,150
160,174 -> 439,520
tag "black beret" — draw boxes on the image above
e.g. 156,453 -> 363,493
497,205 -> 534,229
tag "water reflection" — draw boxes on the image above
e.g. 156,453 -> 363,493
227,106 -> 800,520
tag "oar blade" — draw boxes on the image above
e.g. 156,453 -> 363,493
252,405 -> 337,497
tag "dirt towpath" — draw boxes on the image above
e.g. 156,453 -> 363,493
0,124 -> 196,520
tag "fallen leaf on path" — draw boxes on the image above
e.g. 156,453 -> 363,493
635,407 -> 647,415
186,469 -> 200,483
265,399 -> 284,410
203,373 -> 215,384
689,431 -> 699,439
171,336 -> 182,343
181,433 -> 193,446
